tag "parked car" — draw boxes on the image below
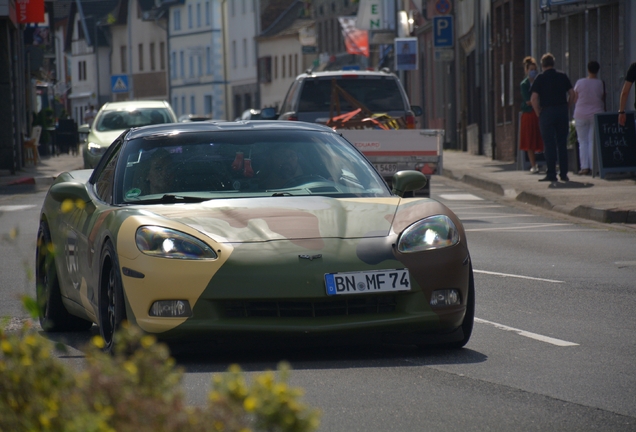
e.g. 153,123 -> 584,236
82,100 -> 177,168
235,109 -> 262,121
37,120 -> 473,352
178,114 -> 211,122
272,70 -> 422,127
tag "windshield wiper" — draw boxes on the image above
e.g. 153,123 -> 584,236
131,194 -> 210,204
271,192 -> 294,197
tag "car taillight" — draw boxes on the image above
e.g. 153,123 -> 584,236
405,115 -> 416,129
287,115 -> 298,121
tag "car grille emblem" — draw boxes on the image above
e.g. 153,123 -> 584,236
299,254 -> 322,261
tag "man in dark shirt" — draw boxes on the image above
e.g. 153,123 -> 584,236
618,62 -> 636,127
531,53 -> 575,183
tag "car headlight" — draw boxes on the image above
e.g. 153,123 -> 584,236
135,226 -> 217,260
397,215 -> 459,253
87,142 -> 106,155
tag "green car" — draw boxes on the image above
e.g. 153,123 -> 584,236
37,121 -> 474,352
82,100 -> 177,169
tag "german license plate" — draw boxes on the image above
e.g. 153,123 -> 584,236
325,269 -> 410,296
373,163 -> 398,175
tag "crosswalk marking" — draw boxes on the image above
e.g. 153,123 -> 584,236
439,193 -> 483,201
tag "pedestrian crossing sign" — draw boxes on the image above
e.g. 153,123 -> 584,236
111,75 -> 129,93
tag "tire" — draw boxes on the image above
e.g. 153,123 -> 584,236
98,240 -> 127,353
446,263 -> 475,349
36,221 -> 93,332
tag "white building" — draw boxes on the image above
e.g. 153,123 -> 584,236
256,1 -> 314,109
164,0 -> 226,119
226,0 -> 260,119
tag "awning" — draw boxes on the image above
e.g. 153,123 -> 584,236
68,91 -> 92,100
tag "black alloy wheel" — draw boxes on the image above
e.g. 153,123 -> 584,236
98,240 -> 127,353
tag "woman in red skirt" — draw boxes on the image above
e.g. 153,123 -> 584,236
520,56 -> 544,173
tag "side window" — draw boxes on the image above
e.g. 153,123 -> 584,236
279,80 -> 300,114
94,147 -> 120,203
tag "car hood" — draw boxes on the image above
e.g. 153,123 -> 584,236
88,129 -> 125,147
131,196 -> 443,244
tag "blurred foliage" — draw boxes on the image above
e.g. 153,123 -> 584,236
0,319 -> 321,432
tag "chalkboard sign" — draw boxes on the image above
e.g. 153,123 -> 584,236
595,112 -> 636,178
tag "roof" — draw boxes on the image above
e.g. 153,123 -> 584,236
126,120 -> 334,139
101,100 -> 173,110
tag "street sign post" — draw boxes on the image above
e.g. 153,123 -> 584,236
111,75 -> 129,93
433,16 -> 454,49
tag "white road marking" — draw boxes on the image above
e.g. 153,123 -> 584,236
439,193 -> 484,201
458,214 -> 537,220
615,261 -> 636,268
475,318 -> 579,347
0,205 -> 37,212
474,269 -> 564,284
466,223 -> 572,232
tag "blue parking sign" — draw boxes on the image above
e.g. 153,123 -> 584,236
111,75 -> 129,93
433,16 -> 454,48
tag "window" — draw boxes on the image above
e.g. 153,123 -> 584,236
205,2 -> 210,25
191,95 -> 195,114
120,46 -> 127,73
78,61 -> 87,81
150,43 -> 156,71
188,4 -> 192,28
204,95 -> 212,115
241,0 -> 246,14
94,143 -> 120,203
138,43 -> 144,71
258,56 -> 271,83
189,55 -> 194,77
171,52 -> 176,78
230,0 -> 235,16
242,39 -> 247,67
294,53 -> 298,76
288,55 -> 292,78
173,96 -> 178,112
160,42 -> 165,70
181,96 -> 186,115
206,47 -> 211,74
232,40 -> 237,69
197,3 -> 201,27
174,10 -> 181,30
274,56 -> 278,80
282,54 -> 286,78
198,54 -> 202,76
180,51 -> 185,78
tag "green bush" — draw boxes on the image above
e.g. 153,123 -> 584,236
0,320 -> 320,432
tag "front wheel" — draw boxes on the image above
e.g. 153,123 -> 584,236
98,240 -> 127,353
36,221 -> 93,332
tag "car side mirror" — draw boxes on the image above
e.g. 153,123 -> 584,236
391,170 -> 427,197
49,182 -> 91,203
78,124 -> 90,133
411,105 -> 423,117
260,107 -> 277,120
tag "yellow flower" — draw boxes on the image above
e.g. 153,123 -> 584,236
123,361 -> 138,375
61,199 -> 75,213
243,396 -> 258,412
24,334 -> 37,346
92,335 -> 105,349
39,413 -> 51,428
1,340 -> 12,354
140,335 -> 156,348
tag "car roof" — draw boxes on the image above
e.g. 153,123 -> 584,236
125,120 -> 335,139
295,70 -> 397,80
100,100 -> 171,111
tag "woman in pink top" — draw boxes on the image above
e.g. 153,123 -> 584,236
572,61 -> 605,175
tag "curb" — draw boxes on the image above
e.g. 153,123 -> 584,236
7,176 -> 57,187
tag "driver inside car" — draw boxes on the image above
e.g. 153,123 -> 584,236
261,145 -> 305,189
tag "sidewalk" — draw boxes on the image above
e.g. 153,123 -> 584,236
1,149 -> 635,225
0,153 -> 84,188
441,150 -> 636,225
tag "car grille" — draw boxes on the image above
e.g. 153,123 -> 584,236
222,295 -> 397,318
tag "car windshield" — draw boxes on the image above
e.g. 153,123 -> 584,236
297,77 -> 405,113
115,129 -> 391,204
95,108 -> 173,132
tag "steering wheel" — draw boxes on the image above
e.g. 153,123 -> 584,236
281,174 -> 329,188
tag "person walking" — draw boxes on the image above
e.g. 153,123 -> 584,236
530,53 -> 575,184
572,61 -> 605,175
84,105 -> 98,127
519,56 -> 544,174
618,62 -> 636,127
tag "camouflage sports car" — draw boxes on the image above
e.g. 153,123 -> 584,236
36,121 -> 474,352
